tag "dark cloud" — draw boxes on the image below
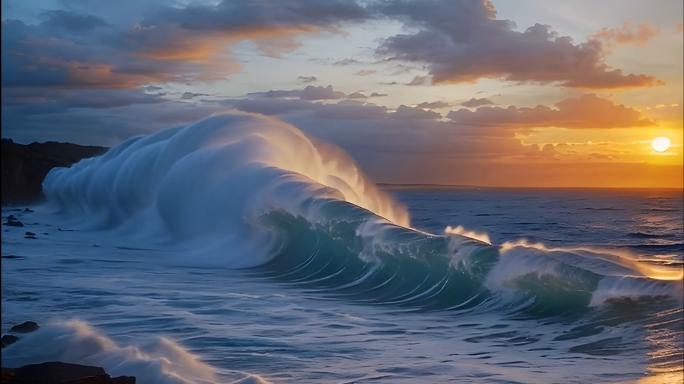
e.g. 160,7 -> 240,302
447,94 -> 655,128
333,58 -> 363,65
1,0 -> 373,91
1,90 -> 213,146
256,85 -> 347,100
375,0 -> 662,89
460,98 -> 494,108
230,98 -> 317,115
149,0 -> 369,32
392,105 -> 442,119
370,92 -> 388,97
0,19 -> 242,89
298,76 -> 318,83
180,92 -> 209,100
416,101 -> 450,109
348,91 -> 367,99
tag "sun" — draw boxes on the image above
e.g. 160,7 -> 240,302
651,137 -> 671,152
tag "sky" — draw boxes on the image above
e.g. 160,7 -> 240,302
1,0 -> 683,188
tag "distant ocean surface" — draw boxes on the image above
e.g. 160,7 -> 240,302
1,114 -> 682,384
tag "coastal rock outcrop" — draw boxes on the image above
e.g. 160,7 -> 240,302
9,321 -> 39,333
1,362 -> 136,384
1,321 -> 136,383
3,216 -> 23,227
1,139 -> 106,205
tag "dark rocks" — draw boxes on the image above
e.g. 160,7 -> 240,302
25,232 -> 35,236
43,233 -> 49,235
23,208 -> 33,213
24,236 -> 37,240
1,255 -> 26,259
0,362 -> 136,383
9,321 -> 39,333
3,216 -> 23,227
1,140 -> 106,205
58,228 -> 73,232
1,335 -> 19,349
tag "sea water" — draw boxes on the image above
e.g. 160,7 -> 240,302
1,113 -> 682,384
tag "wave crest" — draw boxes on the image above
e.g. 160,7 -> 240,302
43,112 -> 409,268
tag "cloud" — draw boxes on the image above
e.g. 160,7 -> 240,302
591,21 -> 663,52
354,69 -> 376,76
416,101 -> 450,109
1,88 -> 212,145
447,94 -> 655,129
298,76 -> 318,83
333,58 -> 362,65
257,85 -> 347,100
392,105 -> 442,119
149,0 -> 369,33
5,83 -> 674,187
407,76 -> 430,86
180,92 -> 208,100
1,0 -> 373,91
348,91 -> 367,98
0,18 -> 242,89
460,98 -> 494,108
375,0 -> 662,89
370,92 -> 388,97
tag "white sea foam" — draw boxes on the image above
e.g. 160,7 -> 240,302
0,320 -> 272,384
445,225 -> 491,244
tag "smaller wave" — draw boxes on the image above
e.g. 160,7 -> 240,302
500,240 -> 684,282
445,225 -> 491,244
590,276 -> 682,306
0,320 -> 271,384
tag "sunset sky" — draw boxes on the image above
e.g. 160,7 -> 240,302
2,0 -> 682,187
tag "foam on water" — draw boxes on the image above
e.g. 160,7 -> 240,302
0,320 -> 271,384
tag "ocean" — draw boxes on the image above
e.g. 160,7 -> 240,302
1,114 -> 683,384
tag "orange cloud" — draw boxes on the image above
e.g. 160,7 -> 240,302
591,21 -> 663,50
447,94 -> 656,129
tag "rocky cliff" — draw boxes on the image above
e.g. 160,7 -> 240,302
1,139 -> 106,205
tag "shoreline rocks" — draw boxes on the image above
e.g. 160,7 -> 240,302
1,321 -> 136,384
1,362 -> 136,384
3,216 -> 23,227
9,321 -> 39,334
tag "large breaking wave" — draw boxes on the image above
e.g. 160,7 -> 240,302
42,112 -> 682,315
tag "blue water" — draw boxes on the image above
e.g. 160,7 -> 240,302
2,187 -> 682,384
